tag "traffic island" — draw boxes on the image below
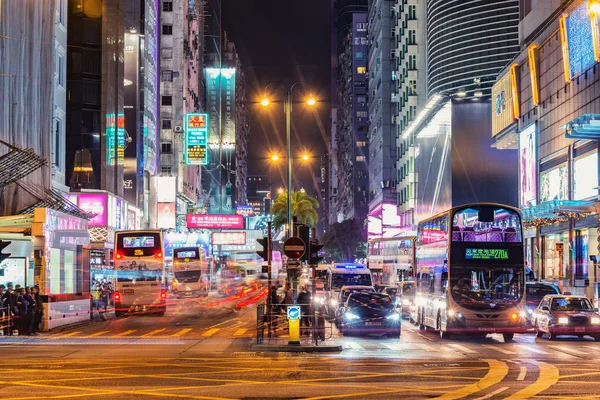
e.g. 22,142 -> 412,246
249,342 -> 343,353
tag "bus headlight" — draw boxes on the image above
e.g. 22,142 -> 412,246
345,312 -> 360,320
315,297 -> 324,305
592,317 -> 600,325
448,309 -> 455,317
519,311 -> 527,318
330,299 -> 338,307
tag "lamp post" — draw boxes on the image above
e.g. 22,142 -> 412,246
261,83 -> 316,237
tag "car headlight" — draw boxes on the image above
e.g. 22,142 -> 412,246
402,299 -> 410,306
558,317 -> 569,324
330,299 -> 338,307
345,312 -> 360,320
447,309 -> 455,317
386,313 -> 400,321
526,307 -> 534,315
592,317 -> 600,325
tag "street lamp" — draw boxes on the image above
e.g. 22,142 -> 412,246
270,154 -> 280,162
301,153 -> 310,161
261,82 -> 317,237
591,0 -> 600,14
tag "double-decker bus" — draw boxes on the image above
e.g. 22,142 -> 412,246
114,230 -> 167,316
367,237 -> 415,286
172,247 -> 209,297
413,203 -> 526,341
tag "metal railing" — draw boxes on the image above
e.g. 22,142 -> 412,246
256,302 -> 333,345
0,305 -> 14,336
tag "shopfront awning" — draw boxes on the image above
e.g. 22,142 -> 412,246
0,140 -> 47,187
563,114 -> 600,140
16,180 -> 95,220
522,200 -> 598,227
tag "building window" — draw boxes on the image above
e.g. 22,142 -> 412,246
54,118 -> 62,168
161,70 -> 173,82
408,5 -> 416,20
408,30 -> 416,45
162,25 -> 173,35
356,141 -> 366,147
161,96 -> 172,106
162,119 -> 172,129
356,155 -> 366,162
356,22 -> 367,31
408,55 -> 417,70
356,111 -> 368,118
162,166 -> 172,174
162,1 -> 173,11
356,95 -> 367,105
356,66 -> 366,74
58,0 -> 64,24
161,142 -> 172,154
355,51 -> 365,59
57,54 -> 64,87
161,48 -> 173,59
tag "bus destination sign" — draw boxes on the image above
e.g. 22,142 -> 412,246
465,248 -> 508,260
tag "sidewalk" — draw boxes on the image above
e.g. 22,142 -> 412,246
249,336 -> 342,353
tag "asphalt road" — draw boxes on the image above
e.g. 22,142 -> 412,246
2,296 -> 600,399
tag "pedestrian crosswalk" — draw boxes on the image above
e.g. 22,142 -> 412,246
20,326 -> 256,340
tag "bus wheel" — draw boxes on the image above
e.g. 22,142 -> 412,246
419,312 -> 426,331
437,315 -> 449,339
503,333 -> 514,342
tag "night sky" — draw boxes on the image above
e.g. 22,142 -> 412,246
222,0 -> 331,197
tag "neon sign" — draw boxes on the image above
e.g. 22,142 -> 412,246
465,248 -> 509,260
185,113 -> 209,165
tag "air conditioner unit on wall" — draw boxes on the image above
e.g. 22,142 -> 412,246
174,126 -> 183,133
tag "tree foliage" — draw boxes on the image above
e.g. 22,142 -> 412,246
270,190 -> 319,231
321,218 -> 367,262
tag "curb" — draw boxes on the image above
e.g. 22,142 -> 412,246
51,312 -> 111,333
249,343 -> 343,353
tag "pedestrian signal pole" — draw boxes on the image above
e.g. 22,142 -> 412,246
309,226 -> 324,344
256,223 -> 272,336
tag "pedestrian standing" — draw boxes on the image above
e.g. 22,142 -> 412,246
296,285 -> 312,335
31,285 -> 42,334
2,283 -> 16,335
282,283 -> 293,305
24,287 -> 35,336
15,288 -> 29,336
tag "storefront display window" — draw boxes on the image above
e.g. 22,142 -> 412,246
540,165 -> 568,203
574,152 -> 598,200
64,250 -> 74,293
543,233 -> 569,280
50,248 -> 61,294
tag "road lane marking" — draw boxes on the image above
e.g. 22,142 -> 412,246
233,328 -> 248,336
49,331 -> 81,339
201,328 -> 219,337
481,344 -> 515,355
517,365 -> 527,381
549,345 -> 587,356
172,328 -> 192,337
505,361 -> 559,399
518,344 -> 548,354
382,342 -> 402,351
473,387 -> 509,400
418,333 -> 433,341
114,329 -> 136,337
416,343 -> 435,352
82,331 -> 109,338
448,344 -> 478,354
142,329 -> 166,337
345,341 -> 365,350
432,359 -> 509,400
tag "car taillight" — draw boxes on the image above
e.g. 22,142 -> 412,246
511,312 -> 518,320
160,290 -> 167,299
115,292 -> 121,301
155,252 -> 162,258
115,253 -> 122,259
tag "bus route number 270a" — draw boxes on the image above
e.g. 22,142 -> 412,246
134,249 -> 144,256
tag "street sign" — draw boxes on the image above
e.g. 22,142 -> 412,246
287,305 -> 301,320
283,236 -> 306,259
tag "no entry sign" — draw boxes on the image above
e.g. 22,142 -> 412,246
283,237 -> 306,259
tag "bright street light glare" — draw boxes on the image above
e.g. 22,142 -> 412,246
301,154 -> 310,161
277,188 -> 284,194
591,1 -> 600,14
300,188 -> 306,193
306,96 -> 316,106
260,98 -> 270,107
271,154 -> 279,161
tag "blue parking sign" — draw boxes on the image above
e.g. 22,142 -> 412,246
287,305 -> 301,320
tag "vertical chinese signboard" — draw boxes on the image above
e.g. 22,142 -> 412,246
106,114 -> 116,166
221,68 -> 236,144
117,113 -> 125,165
185,113 -> 209,165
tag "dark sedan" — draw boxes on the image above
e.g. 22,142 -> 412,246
534,295 -> 600,340
338,292 -> 401,337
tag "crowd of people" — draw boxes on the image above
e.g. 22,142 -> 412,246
0,283 -> 43,336
91,280 -> 114,311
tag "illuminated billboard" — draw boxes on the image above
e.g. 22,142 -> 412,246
156,176 -> 177,202
574,152 -> 598,200
212,232 -> 246,245
540,164 -> 568,203
77,193 -> 108,227
157,202 -> 176,229
561,3 -> 596,81
185,113 -> 209,165
117,114 -> 125,165
519,124 -> 537,207
106,114 -> 116,166
186,214 -> 244,229
205,68 -> 236,144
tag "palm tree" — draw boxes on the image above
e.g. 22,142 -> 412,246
270,190 -> 319,231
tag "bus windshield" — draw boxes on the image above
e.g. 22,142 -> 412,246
115,232 -> 163,283
452,206 -> 522,243
332,273 -> 372,290
174,270 -> 201,283
450,266 -> 524,310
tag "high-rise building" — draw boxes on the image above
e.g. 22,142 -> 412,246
52,0 -> 69,193
367,0 -> 396,237
330,0 -> 368,225
426,0 -> 520,99
159,0 -> 204,230
393,0 -> 427,233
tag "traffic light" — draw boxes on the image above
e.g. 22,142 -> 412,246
256,237 -> 270,262
0,239 -> 11,263
309,240 -> 323,265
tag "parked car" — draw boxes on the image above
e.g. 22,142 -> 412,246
338,292 -> 401,337
333,285 -> 375,327
533,295 -> 600,340
526,282 -> 561,324
397,281 -> 416,320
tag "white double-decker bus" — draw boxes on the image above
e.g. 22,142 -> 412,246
114,230 -> 167,316
413,203 -> 527,341
172,246 -> 209,297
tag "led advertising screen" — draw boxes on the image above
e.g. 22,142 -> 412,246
156,176 -> 177,202
519,124 -> 537,207
186,214 -> 244,229
185,113 -> 209,165
465,248 -> 509,260
157,202 -> 176,229
540,164 -> 569,203
163,232 -> 210,258
565,3 -> 595,80
212,232 -> 246,245
106,114 -> 116,166
77,193 -> 108,227
574,152 -> 598,200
